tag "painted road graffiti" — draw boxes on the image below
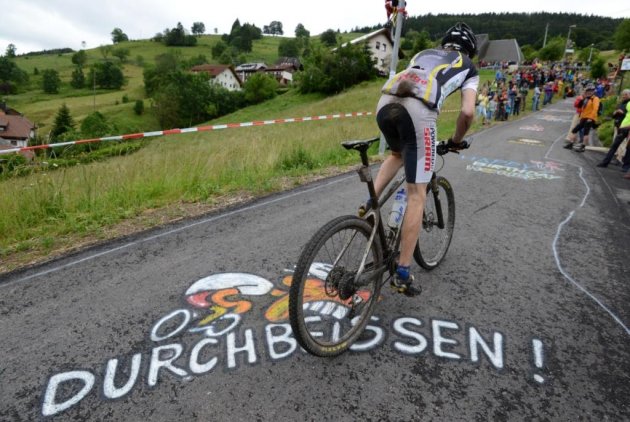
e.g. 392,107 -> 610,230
41,269 -> 549,417
508,138 -> 544,147
460,155 -> 565,181
519,124 -> 545,132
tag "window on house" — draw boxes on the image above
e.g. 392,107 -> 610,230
375,41 -> 381,50
383,44 -> 387,52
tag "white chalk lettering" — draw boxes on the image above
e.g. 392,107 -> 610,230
189,338 -> 219,374
393,317 -> 429,354
148,344 -> 188,387
151,309 -> 191,342
266,324 -> 297,360
469,327 -> 504,369
103,353 -> 142,399
42,370 -> 95,417
227,329 -> 257,368
432,320 -> 462,360
350,317 -> 384,352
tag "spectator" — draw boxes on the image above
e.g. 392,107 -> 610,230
566,92 -> 585,143
564,84 -> 601,152
519,81 -> 529,111
487,95 -> 497,122
508,85 -> 518,115
532,85 -> 541,111
476,88 -> 489,125
595,81 -> 605,98
543,82 -> 553,105
513,93 -> 521,117
597,90 -> 630,168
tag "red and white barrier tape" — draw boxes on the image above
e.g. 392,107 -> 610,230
0,111 -> 374,155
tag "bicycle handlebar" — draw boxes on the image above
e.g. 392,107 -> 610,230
436,138 -> 472,156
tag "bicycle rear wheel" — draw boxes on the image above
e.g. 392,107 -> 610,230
414,176 -> 455,270
289,215 -> 383,357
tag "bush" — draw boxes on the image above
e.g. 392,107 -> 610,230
243,73 -> 278,104
134,99 -> 144,115
296,43 -> 377,95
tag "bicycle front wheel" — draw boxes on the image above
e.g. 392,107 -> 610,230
289,215 -> 383,357
414,176 -> 455,270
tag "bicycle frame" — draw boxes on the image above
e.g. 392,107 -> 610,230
342,137 -> 448,287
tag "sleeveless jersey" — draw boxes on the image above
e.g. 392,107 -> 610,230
381,49 -> 479,112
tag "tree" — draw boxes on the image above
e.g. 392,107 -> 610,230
243,73 -> 278,104
80,112 -> 111,138
99,44 -> 113,60
134,100 -> 144,115
295,24 -> 310,38
278,38 -> 300,58
162,22 -> 197,46
70,67 -> 85,88
590,57 -> 607,79
111,28 -> 129,44
264,21 -> 284,36
92,62 -> 124,89
112,47 -> 130,63
51,104 -> 75,139
5,44 -> 16,58
320,29 -> 338,47
42,69 -> 61,94
538,37 -> 564,61
191,22 -> 206,36
211,40 -> 229,59
71,50 -> 88,68
296,43 -> 376,94
614,19 -> 630,52
0,57 -> 28,88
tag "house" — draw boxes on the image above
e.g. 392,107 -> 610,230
0,106 -> 36,149
190,64 -> 243,91
343,28 -> 405,75
476,34 -> 525,65
264,58 -> 302,86
234,63 -> 267,84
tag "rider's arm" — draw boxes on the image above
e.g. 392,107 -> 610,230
452,87 -> 477,144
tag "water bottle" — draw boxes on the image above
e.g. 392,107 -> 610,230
387,188 -> 407,229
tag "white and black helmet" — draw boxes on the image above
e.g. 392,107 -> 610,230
441,22 -> 477,58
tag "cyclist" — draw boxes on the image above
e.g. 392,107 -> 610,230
369,22 -> 479,296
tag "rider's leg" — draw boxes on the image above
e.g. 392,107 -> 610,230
373,152 -> 403,196
397,182 -> 427,267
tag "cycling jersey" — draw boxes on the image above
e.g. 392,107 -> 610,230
381,49 -> 479,111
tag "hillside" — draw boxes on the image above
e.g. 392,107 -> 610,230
6,32 -> 367,136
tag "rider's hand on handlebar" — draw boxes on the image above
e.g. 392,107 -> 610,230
436,138 -> 471,155
446,138 -> 469,151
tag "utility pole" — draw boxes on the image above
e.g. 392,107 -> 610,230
380,0 -> 406,155
542,23 -> 549,48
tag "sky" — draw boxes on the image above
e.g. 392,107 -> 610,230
1,0 -> 628,55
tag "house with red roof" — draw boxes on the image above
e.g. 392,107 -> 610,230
0,104 -> 36,150
190,64 -> 243,91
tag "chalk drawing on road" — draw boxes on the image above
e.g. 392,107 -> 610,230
519,124 -> 545,132
509,138 -> 545,147
537,115 -> 573,123
460,155 -> 565,181
41,269 -> 550,417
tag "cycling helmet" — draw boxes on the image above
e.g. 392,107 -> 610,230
441,22 -> 477,58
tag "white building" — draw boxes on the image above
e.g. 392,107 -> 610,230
343,28 -> 405,75
191,64 -> 243,91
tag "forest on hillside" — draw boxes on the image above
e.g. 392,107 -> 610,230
354,12 -> 623,51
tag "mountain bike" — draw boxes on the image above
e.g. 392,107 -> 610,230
289,136 -> 469,357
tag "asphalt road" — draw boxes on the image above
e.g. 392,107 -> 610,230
1,99 -> 629,421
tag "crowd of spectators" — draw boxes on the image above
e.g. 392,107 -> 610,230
475,58 -> 630,179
